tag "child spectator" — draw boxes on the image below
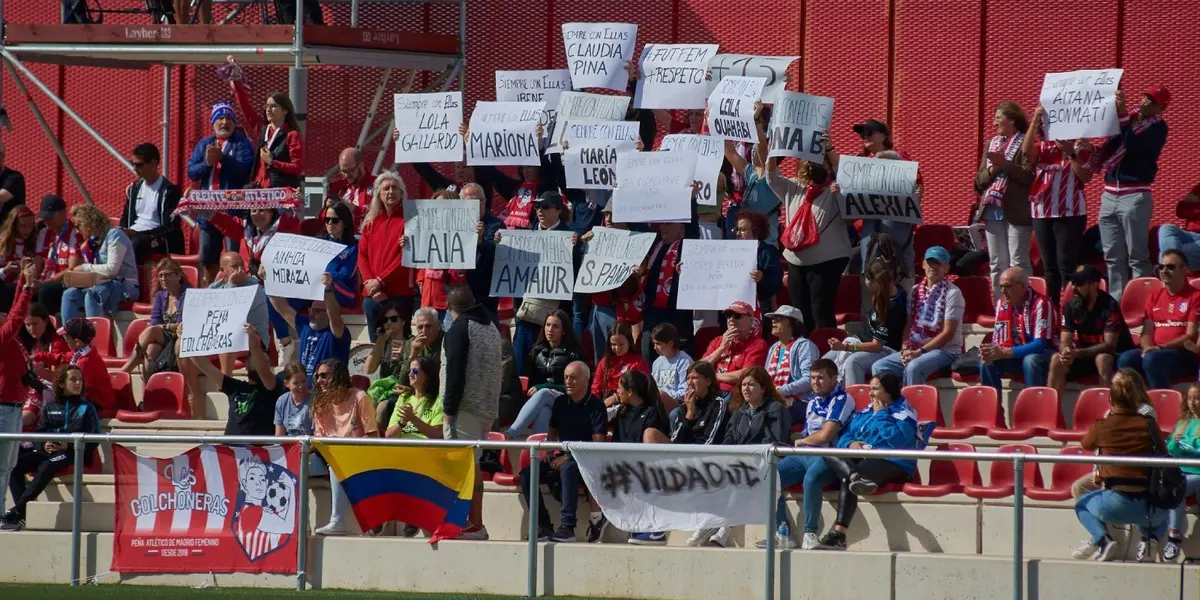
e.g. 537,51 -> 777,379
593,323 -> 649,416
829,259 -> 907,385
650,323 -> 692,414
61,317 -> 116,417
273,361 -> 312,437
1163,383 -> 1200,561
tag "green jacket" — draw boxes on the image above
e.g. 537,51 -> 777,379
1167,419 -> 1200,476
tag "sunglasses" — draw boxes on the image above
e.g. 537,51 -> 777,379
325,217 -> 341,225
384,315 -> 401,323
315,372 -> 332,380
131,161 -> 146,168
1158,263 -> 1183,272
409,368 -> 420,376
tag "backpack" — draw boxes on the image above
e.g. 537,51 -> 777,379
1144,415 -> 1186,511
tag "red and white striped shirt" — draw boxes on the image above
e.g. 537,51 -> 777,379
1029,141 -> 1092,219
992,289 -> 1056,349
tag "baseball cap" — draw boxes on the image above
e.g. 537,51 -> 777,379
1068,264 -> 1104,287
535,190 -> 565,210
852,119 -> 890,138
765,304 -> 805,326
723,301 -> 755,320
1145,85 -> 1171,108
923,246 -> 951,264
38,194 -> 66,219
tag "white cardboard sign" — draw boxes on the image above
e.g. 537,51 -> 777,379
659,134 -> 723,206
490,230 -> 575,301
562,22 -> 638,91
574,227 -> 656,294
561,120 -> 640,190
261,233 -> 349,301
495,69 -> 573,144
466,101 -> 545,167
706,54 -> 798,104
633,43 -> 720,110
401,199 -> 480,270
706,76 -> 765,143
836,155 -> 923,225
178,286 -> 259,358
546,91 -> 631,154
611,151 -> 696,224
676,239 -> 758,311
1038,69 -> 1124,141
768,91 -> 834,162
392,92 -> 463,164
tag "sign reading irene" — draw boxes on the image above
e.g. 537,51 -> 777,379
768,91 -> 834,162
1039,68 -> 1123,141
490,230 -> 575,301
575,227 -> 656,294
402,200 -> 480,269
393,92 -> 463,163
261,233 -> 349,301
466,101 -> 545,167
836,156 -> 923,225
562,22 -> 638,91
178,286 -> 259,358
706,76 -> 765,142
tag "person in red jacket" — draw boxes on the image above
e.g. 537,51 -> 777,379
327,147 -> 375,229
701,301 -> 769,393
1157,181 -> 1200,270
61,317 -> 117,418
358,171 -> 416,342
223,57 -> 305,190
593,323 -> 649,413
20,302 -> 69,379
0,259 -> 39,517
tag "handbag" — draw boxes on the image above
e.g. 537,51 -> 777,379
1144,415 -> 1186,511
516,298 -> 558,326
781,189 -> 838,253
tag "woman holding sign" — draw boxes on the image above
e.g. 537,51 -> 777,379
973,102 -> 1035,297
359,172 -> 417,343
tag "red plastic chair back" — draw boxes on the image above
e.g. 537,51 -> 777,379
517,433 -> 549,472
693,327 -> 722,356
122,318 -> 151,358
143,371 -> 188,417
109,371 -> 135,412
351,375 -> 371,392
1010,386 -> 1065,430
1048,446 -> 1095,492
928,443 -> 980,487
913,224 -> 957,273
834,275 -> 861,313
1028,277 -> 1048,298
181,265 -> 200,287
901,384 -> 944,425
1071,388 -> 1112,431
953,276 -> 994,324
1119,277 -> 1163,327
87,317 -> 116,358
808,328 -> 846,356
846,384 -> 871,411
1148,389 -> 1183,433
952,386 -> 1003,429
990,444 -> 1042,488
299,217 -> 325,237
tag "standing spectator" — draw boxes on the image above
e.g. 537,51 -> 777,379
461,183 -> 505,320
120,143 -> 183,261
186,101 -> 255,285
614,370 -> 671,545
973,102 -> 1034,296
764,305 -> 818,405
639,222 -> 693,366
733,211 -> 783,314
61,317 -> 116,416
367,306 -> 441,433
311,358 -> 378,536
1163,383 -> 1200,562
723,102 -> 782,246
225,58 -> 304,190
593,323 -> 649,413
830,259 -> 907,385
650,323 -> 692,414
1043,265 -> 1133,389
60,204 -> 139,319
33,194 -> 81,318
187,325 -> 281,436
315,201 -> 360,309
0,139 -> 26,225
385,355 -> 443,440
269,273 -> 350,383
1158,180 -> 1200,269
0,260 -> 38,517
273,361 -> 312,436
1116,249 -> 1200,388
980,267 -> 1057,396
208,252 -> 270,375
358,171 -> 416,343
1096,86 -> 1171,299
205,205 -> 300,276
0,205 -> 36,311
582,207 -> 645,363
701,301 -> 769,393
505,310 -> 586,439
872,247 -> 965,385
327,147 -> 375,227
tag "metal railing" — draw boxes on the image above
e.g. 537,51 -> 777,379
2,432 -> 1198,600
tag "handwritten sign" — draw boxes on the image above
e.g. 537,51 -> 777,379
676,239 -> 758,311
490,230 -> 575,301
1039,69 -> 1124,141
611,151 -> 695,223
706,76 -> 765,143
768,91 -> 834,162
392,92 -> 463,163
178,286 -> 259,358
402,199 -> 480,269
659,134 -> 723,206
495,69 -> 573,143
466,101 -> 545,167
261,233 -> 350,301
561,120 -> 640,190
706,54 -> 798,104
836,156 -> 922,225
547,91 -> 631,154
562,22 -> 638,91
575,227 -> 656,294
634,43 -> 720,110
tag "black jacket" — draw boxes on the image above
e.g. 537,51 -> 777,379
525,343 -> 585,390
671,392 -> 730,445
37,394 -> 102,455
440,303 -> 503,419
723,400 -> 792,446
121,177 -> 184,254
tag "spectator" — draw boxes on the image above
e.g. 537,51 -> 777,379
496,335 -> 527,428
1116,249 -> 1200,389
1163,383 -> 1200,562
327,147 -> 375,227
441,286 -> 503,541
520,361 -> 606,543
639,222 -> 693,366
582,207 -> 645,362
1095,85 -> 1171,298
0,260 -> 39,516
723,102 -> 781,246
61,317 -> 115,416
368,306 -> 441,433
186,324 -> 281,436
0,139 -> 26,226
980,267 -> 1057,396
973,102 -> 1034,296
120,258 -> 200,415
872,246 -> 965,385
273,361 -> 312,436
830,259 -> 907,385
510,191 -> 579,369
186,101 -> 254,285
358,171 -> 416,343
385,355 -> 443,440
61,203 -> 139,319
593,323 -> 649,414
650,323 -> 692,414
0,365 -> 100,532
615,370 -> 671,545
414,189 -> 469,329
312,201 -> 361,308
1044,265 -> 1133,389
702,301 -> 769,393
205,204 -> 300,294
120,143 -> 183,261
669,360 -> 729,550
1021,107 -> 1093,307
0,205 -> 36,311
763,358 -> 855,550
498,165 -> 542,231
1069,386 -> 1157,506
20,303 -> 69,379
734,210 -> 783,314
269,273 -> 350,382
764,305 -> 818,405
461,183 -> 505,320
724,366 -> 792,445
1158,180 -> 1200,269
1074,368 -> 1168,562
208,252 -> 270,375
32,194 -> 81,318
814,372 -> 919,551
505,309 -> 585,439
311,358 -> 378,536
225,58 -> 304,190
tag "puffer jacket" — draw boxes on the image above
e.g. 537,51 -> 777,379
525,343 -> 585,392
723,399 -> 792,446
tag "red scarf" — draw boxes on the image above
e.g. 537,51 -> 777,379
209,139 -> 227,190
767,339 -> 796,391
652,240 -> 681,309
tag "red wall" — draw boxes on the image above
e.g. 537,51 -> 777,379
4,0 -> 1197,227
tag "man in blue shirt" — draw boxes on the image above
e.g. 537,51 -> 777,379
269,273 -> 350,382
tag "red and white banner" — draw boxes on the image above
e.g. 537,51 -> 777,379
112,443 -> 302,574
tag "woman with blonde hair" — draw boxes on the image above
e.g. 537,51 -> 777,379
358,171 -> 416,343
61,203 -> 138,319
121,257 -> 202,417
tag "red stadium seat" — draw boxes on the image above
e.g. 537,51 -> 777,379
808,328 -> 846,356
694,327 -> 722,357
492,433 -> 547,487
108,371 -> 135,413
903,443 -> 980,497
834,275 -> 863,325
114,372 -> 189,422
1048,388 -> 1111,442
351,375 -> 371,392
171,253 -> 201,268
901,384 -> 944,425
988,387 -> 1064,440
1149,389 -> 1183,434
1119,277 -> 1163,329
120,318 -> 151,361
299,217 -> 324,237
520,376 -> 529,395
846,384 -> 871,411
1025,446 -> 1094,501
935,386 -> 1003,439
87,317 -> 116,358
1028,277 -> 1047,298
952,276 -> 995,327
963,444 -> 1043,499
181,265 -> 200,287
913,224 -> 957,274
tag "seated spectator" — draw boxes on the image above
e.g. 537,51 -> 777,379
33,194 -> 81,318
186,324 -> 281,436
724,366 -> 792,446
327,148 -> 375,227
269,273 -> 350,381
186,101 -> 254,285
814,372 -> 919,551
872,246 -> 965,385
1069,384 -> 1157,506
358,171 -> 416,343
650,323 -> 692,414
20,303 -> 69,379
504,310 -> 586,439
1074,368 -> 1168,562
830,259 -> 907,385
1116,249 -> 1200,389
702,301 -> 769,393
670,361 -> 729,446
980,267 -> 1056,396
519,361 -> 606,543
61,203 -> 139,320
368,306 -> 441,433
386,355 -> 444,440
0,365 -> 100,531
273,361 -> 312,436
121,258 -> 200,415
1157,181 -> 1200,269
615,370 -> 671,545
733,210 -> 783,313
0,204 -> 36,311
1043,265 -> 1133,389
61,317 -> 115,416
311,358 -> 378,536
764,305 -> 818,406
763,358 -> 855,550
208,252 -> 270,375
121,142 -> 183,262
594,323 -> 649,415
1163,383 -> 1200,561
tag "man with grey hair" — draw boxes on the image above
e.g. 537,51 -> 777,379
328,147 -> 375,227
370,306 -> 442,432
461,182 -> 506,319
979,266 -> 1056,399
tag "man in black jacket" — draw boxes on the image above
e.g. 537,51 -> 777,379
121,143 -> 184,262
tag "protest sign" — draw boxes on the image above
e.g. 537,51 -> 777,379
676,239 -> 757,310
466,101 -> 545,167
575,227 -> 656,294
611,151 -> 696,223
392,92 -> 463,164
706,76 -> 765,143
633,43 -> 720,109
261,233 -> 349,301
402,199 -> 480,269
495,69 -> 573,144
768,91 -> 834,162
562,22 -> 638,91
178,286 -> 259,358
836,155 -> 923,225
546,91 -> 631,154
659,134 -> 723,206
561,120 -> 640,190
1039,69 -> 1123,140
490,230 -> 575,301
707,54 -> 799,104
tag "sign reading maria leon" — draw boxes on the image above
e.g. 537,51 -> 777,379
1039,68 -> 1123,141
768,91 -> 834,162
178,286 -> 259,358
261,233 -> 349,301
402,199 -> 480,270
836,156 -> 922,225
562,22 -> 638,91
393,92 -> 463,163
466,101 -> 545,167
561,120 -> 640,190
490,230 -> 575,301
706,76 -> 765,143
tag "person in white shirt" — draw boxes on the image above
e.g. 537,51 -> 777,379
120,143 -> 182,261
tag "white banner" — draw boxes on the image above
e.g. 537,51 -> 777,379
565,442 -> 776,532
393,92 -> 463,164
659,134 -> 723,206
401,199 -> 480,269
768,91 -> 834,162
466,101 -> 545,167
836,155 -> 923,225
1039,68 -> 1123,141
178,286 -> 259,358
495,69 -> 573,144
546,92 -> 631,154
561,120 -> 640,190
575,227 -> 656,294
676,239 -> 757,310
707,76 -> 765,143
633,43 -> 720,110
611,151 -> 695,224
562,22 -> 638,91
706,54 -> 798,104
490,230 -> 575,301
261,233 -> 349,301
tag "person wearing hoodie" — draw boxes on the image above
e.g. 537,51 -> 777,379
1163,383 -> 1200,562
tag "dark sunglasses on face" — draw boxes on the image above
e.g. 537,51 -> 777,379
384,315 -> 401,323
315,372 -> 331,380
325,217 -> 341,225
1158,263 -> 1182,272
409,368 -> 420,376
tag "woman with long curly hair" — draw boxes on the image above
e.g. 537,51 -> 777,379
311,358 -> 377,536
0,205 -> 37,310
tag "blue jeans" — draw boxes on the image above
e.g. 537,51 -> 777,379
1117,348 -> 1199,390
981,351 -> 1054,395
872,348 -> 956,386
61,279 -> 132,319
572,293 -> 591,342
311,454 -> 346,526
521,459 -> 582,529
1075,488 -> 1167,544
1168,474 -> 1200,532
1158,224 -> 1200,270
775,455 -> 836,533
513,320 -> 539,377
0,404 -> 21,515
589,305 -> 617,367
506,388 -> 557,438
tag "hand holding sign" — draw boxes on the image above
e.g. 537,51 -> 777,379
836,156 -> 923,225
706,76 -> 765,142
1039,69 -> 1123,140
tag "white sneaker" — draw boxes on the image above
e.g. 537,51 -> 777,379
315,522 -> 347,536
456,524 -> 490,541
1071,539 -> 1098,560
801,532 -> 820,550
1137,538 -> 1159,563
708,526 -> 729,548
685,528 -> 716,547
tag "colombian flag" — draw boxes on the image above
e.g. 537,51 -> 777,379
313,442 -> 475,543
